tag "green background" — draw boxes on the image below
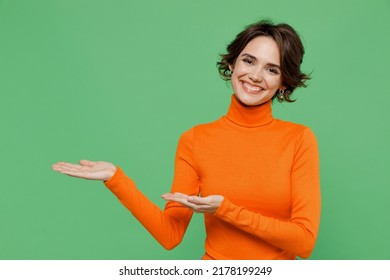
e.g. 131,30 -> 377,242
1,0 -> 389,260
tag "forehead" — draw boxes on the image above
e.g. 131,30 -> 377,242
240,36 -> 280,63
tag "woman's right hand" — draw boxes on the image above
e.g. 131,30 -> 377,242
52,160 -> 116,181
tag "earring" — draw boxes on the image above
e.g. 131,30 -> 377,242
277,89 -> 285,99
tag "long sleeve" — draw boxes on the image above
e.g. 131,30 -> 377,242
213,127 -> 321,258
104,128 -> 200,249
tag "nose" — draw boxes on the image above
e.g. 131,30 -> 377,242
249,67 -> 263,82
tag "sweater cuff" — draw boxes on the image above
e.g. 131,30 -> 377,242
104,166 -> 135,195
214,197 -> 234,219
104,166 -> 120,186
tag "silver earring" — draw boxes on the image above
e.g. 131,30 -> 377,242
278,89 -> 285,99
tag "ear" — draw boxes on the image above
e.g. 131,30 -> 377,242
228,64 -> 234,72
279,85 -> 287,91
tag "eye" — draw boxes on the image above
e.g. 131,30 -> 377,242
267,67 -> 279,75
243,58 -> 254,65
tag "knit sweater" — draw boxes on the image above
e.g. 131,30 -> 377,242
104,94 -> 321,260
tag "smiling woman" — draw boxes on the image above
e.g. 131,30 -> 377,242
52,20 -> 320,260
229,36 -> 285,106
218,20 -> 310,103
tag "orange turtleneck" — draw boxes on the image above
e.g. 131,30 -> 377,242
104,95 -> 321,260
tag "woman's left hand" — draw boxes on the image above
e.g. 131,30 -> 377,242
161,192 -> 223,214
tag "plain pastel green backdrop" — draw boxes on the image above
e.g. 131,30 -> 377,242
0,0 -> 389,260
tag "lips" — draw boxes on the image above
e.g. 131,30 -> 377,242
241,81 -> 264,94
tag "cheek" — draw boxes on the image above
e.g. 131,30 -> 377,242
230,78 -> 239,92
231,62 -> 248,77
266,76 -> 282,88
230,71 -> 238,84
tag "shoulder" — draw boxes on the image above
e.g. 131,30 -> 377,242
174,119 -> 222,160
274,119 -> 318,147
275,119 -> 316,135
180,118 -> 223,138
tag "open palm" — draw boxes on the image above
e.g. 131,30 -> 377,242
52,160 -> 116,181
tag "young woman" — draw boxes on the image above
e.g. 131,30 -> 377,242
52,20 -> 321,260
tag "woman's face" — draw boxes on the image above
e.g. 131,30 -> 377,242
229,36 -> 285,106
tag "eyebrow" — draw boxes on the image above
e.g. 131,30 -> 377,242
241,53 -> 281,69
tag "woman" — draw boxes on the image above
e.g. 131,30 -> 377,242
52,20 -> 321,260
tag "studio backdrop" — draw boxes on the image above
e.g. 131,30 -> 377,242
0,0 -> 389,259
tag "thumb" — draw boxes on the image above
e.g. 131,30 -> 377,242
79,159 -> 96,167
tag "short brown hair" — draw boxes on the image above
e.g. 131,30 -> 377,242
217,20 -> 310,102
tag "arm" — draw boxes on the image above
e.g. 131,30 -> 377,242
104,167 -> 195,250
213,127 -> 321,258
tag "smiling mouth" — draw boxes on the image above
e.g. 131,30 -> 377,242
242,81 -> 264,93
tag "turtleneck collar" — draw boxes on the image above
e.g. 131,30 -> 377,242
225,94 -> 274,128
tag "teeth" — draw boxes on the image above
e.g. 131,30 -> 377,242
243,82 -> 262,92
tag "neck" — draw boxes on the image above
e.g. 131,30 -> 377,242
226,94 -> 274,127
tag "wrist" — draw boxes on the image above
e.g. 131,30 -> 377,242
104,164 -> 117,181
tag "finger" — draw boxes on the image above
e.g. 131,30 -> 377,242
184,203 -> 214,213
53,162 -> 92,172
52,165 -> 83,176
59,169 -> 85,178
187,195 -> 210,205
162,193 -> 188,203
187,196 -> 198,204
52,166 -> 93,179
163,194 -> 199,210
161,193 -> 174,199
161,193 -> 212,212
53,165 -> 97,179
168,197 -> 202,211
80,160 -> 96,167
52,163 -> 82,172
52,162 -> 79,169
52,162 -> 70,172
172,192 -> 190,199
162,197 -> 211,213
52,162 -> 70,169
